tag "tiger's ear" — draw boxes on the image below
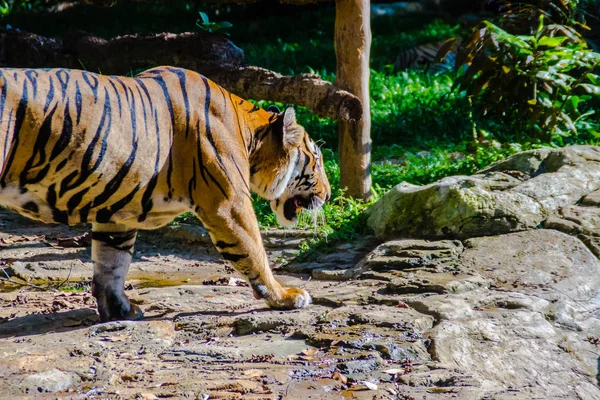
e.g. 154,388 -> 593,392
282,107 -> 303,148
267,105 -> 281,114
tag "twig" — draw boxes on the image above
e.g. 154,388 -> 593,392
53,262 -> 75,290
0,266 -> 58,291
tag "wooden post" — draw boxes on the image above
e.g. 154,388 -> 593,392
335,0 -> 372,200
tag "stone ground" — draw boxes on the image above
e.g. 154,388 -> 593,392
1,211 -> 600,399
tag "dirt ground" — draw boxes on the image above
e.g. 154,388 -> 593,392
0,211 -> 435,399
2,211 -> 599,400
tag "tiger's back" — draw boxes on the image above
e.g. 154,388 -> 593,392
0,67 -> 248,229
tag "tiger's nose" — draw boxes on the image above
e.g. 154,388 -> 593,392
324,193 -> 330,202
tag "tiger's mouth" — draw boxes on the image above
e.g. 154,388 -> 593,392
283,195 -> 309,221
272,193 -> 327,227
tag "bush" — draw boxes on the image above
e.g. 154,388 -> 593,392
455,15 -> 600,139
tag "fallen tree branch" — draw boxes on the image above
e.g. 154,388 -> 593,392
212,65 -> 362,121
0,29 -> 362,120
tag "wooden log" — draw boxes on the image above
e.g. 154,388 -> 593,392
334,0 -> 372,200
210,65 -> 362,121
0,29 -> 362,120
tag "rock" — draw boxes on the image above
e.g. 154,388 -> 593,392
461,230 -> 600,300
353,239 -> 463,274
21,369 -> 77,393
367,146 -> 600,239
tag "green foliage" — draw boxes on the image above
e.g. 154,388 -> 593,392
0,0 -> 41,16
456,16 -> 600,139
196,11 -> 232,35
498,0 -> 590,33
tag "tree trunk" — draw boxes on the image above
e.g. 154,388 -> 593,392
334,0 -> 372,200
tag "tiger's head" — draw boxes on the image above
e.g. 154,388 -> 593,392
249,107 -> 331,227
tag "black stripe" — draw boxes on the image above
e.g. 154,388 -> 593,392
82,71 -> 99,103
92,230 -> 137,250
150,74 -> 175,130
55,158 -> 68,172
50,99 -> 73,161
24,70 -> 38,98
167,153 -> 173,199
95,185 -> 140,223
200,76 -> 230,198
66,187 -> 89,214
138,108 -> 162,223
169,68 -> 190,138
149,74 -> 174,198
228,93 -> 248,152
0,71 -> 7,126
195,119 -> 209,187
23,201 -> 38,213
215,240 -> 237,249
44,76 -> 55,113
187,157 -> 197,202
79,204 -> 91,222
56,69 -> 70,98
1,80 -> 28,188
91,84 -> 139,210
19,103 -> 57,187
220,252 -> 249,262
135,86 -> 149,138
3,111 -> 13,164
107,79 -> 123,118
233,161 -> 251,198
46,183 -> 68,224
91,142 -> 138,209
74,81 -> 82,124
60,87 -> 112,195
134,78 -> 154,113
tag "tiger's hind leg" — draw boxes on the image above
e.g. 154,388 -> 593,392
91,223 -> 143,322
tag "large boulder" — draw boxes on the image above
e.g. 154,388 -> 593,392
367,145 -> 600,239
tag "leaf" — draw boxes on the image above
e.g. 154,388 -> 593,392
300,348 -> 318,357
242,369 -> 264,378
577,84 -> 600,95
383,368 -> 404,374
217,21 -> 233,29
360,381 -> 378,390
102,334 -> 131,342
198,11 -> 209,24
537,36 -> 568,48
586,73 -> 599,85
332,371 -> 347,384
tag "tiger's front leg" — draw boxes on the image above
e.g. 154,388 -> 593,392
91,223 -> 144,322
198,200 -> 311,310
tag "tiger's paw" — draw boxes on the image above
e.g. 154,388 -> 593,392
93,284 -> 144,322
265,287 -> 311,310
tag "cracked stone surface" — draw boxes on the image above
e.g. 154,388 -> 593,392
2,213 -> 599,398
1,146 -> 600,399
367,145 -> 600,239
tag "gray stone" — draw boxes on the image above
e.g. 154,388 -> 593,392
367,145 -> 600,239
461,229 -> 600,300
21,369 -> 77,393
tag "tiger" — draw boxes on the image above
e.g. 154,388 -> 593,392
0,66 -> 331,322
394,38 -> 462,73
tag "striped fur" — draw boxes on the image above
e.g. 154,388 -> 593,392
0,66 -> 330,321
394,40 -> 459,73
